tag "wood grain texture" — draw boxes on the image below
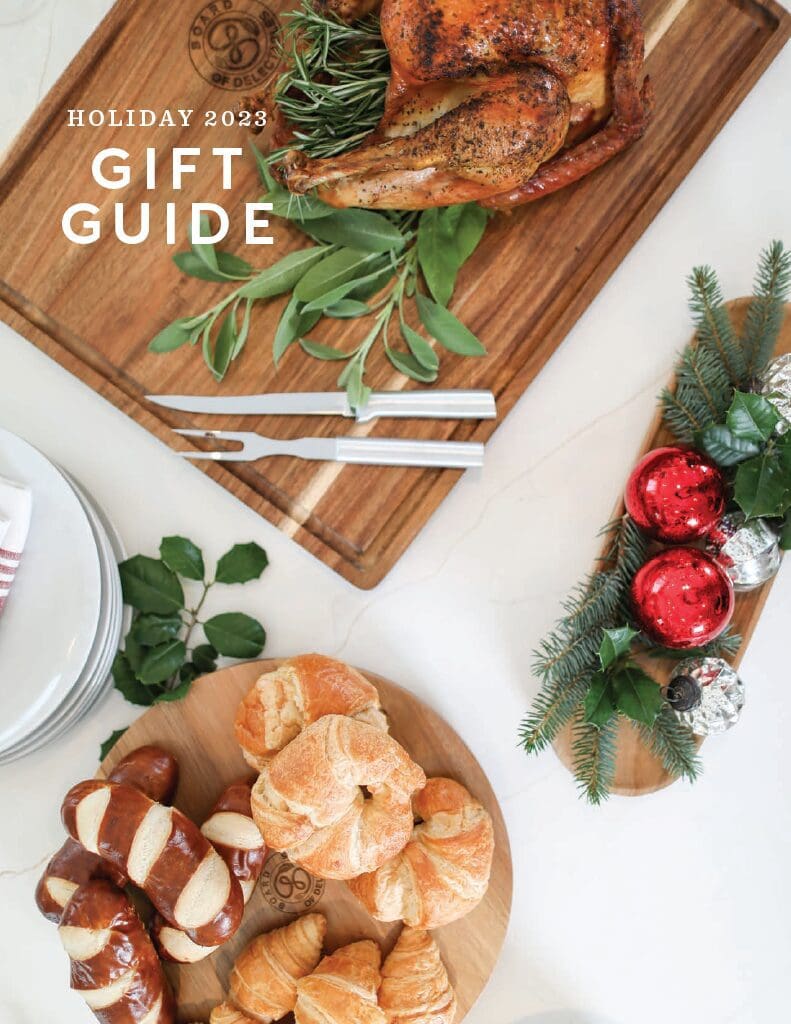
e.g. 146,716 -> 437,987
0,1 -> 788,588
554,300 -> 791,796
100,659 -> 513,1023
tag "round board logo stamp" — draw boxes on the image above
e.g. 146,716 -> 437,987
261,852 -> 325,913
189,0 -> 280,92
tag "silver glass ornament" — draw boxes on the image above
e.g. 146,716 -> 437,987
705,512 -> 781,590
667,657 -> 744,736
760,353 -> 791,434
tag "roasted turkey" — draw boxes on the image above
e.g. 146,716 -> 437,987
281,0 -> 653,209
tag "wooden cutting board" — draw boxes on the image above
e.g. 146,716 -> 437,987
101,659 -> 513,1023
554,300 -> 791,795
0,0 -> 788,588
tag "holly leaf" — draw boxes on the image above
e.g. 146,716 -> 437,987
611,666 -> 663,726
130,613 -> 183,647
598,625 -> 639,671
112,652 -> 155,705
192,643 -> 218,674
215,542 -> 269,584
734,444 -> 791,519
780,511 -> 791,551
583,672 -> 617,727
99,728 -> 128,762
119,555 -> 184,614
726,391 -> 781,444
698,424 -> 762,467
204,613 -> 266,658
154,680 -> 193,703
138,640 -> 187,687
179,662 -> 200,685
123,634 -> 148,675
159,536 -> 205,581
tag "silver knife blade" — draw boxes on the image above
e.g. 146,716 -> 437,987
147,392 -> 352,418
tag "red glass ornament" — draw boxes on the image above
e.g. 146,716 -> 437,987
625,446 -> 726,543
631,548 -> 735,649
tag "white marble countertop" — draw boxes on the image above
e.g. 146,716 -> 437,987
1,4 -> 790,1023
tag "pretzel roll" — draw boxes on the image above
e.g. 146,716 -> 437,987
62,779 -> 244,947
294,939 -> 386,1024
154,780 -> 267,963
252,715 -> 425,879
229,913 -> 327,1022
235,654 -> 388,770
379,928 -> 457,1024
58,879 -> 175,1024
36,745 -> 179,922
348,778 -> 494,929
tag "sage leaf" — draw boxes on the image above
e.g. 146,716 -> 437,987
299,338 -> 352,361
348,263 -> 393,300
295,248 -> 379,303
250,140 -> 276,189
191,644 -> 218,673
301,277 -> 370,313
216,252 -> 254,279
99,728 -> 128,762
238,248 -> 327,299
173,251 -> 232,282
149,319 -> 194,353
216,541 -> 269,584
273,296 -> 322,366
306,209 -> 405,253
415,294 -> 486,356
210,312 -> 238,380
263,189 -> 334,221
130,614 -> 183,646
726,391 -> 781,444
233,298 -> 253,360
204,613 -> 266,658
325,300 -> 371,318
417,208 -> 459,306
155,679 -> 193,703
612,666 -> 663,726
401,322 -> 439,372
190,213 -> 219,271
139,639 -> 187,686
160,536 -> 205,580
699,424 -> 762,467
734,445 -> 791,519
583,672 -> 617,727
598,625 -> 639,671
119,556 -> 184,614
385,347 -> 438,383
454,203 -> 490,264
112,652 -> 154,705
342,358 -> 371,412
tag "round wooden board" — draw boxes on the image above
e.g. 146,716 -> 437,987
554,299 -> 791,796
102,660 -> 513,1023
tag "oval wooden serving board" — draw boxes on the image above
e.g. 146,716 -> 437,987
102,659 -> 513,1023
554,300 -> 791,796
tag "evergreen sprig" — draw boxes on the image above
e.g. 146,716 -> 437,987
743,240 -> 791,377
637,707 -> 701,784
571,713 -> 619,805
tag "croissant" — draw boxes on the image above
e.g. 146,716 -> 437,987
228,912 -> 326,1022
236,654 -> 388,770
209,1003 -> 256,1024
379,929 -> 457,1024
294,940 -> 386,1024
252,715 -> 425,879
348,778 -> 494,928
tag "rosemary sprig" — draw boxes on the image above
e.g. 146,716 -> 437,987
273,2 -> 390,159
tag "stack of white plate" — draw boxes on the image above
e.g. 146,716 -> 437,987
0,427 -> 126,763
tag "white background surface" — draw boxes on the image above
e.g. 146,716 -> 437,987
1,3 -> 790,1023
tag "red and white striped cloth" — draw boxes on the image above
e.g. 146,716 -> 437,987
0,475 -> 32,615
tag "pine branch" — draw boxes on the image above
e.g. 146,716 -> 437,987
571,713 -> 619,805
519,671 -> 591,754
637,707 -> 701,783
661,343 -> 733,442
642,625 -> 743,661
688,265 -> 747,387
742,240 -> 791,377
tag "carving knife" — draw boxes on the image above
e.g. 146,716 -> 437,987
147,390 -> 496,424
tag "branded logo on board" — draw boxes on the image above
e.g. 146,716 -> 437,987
261,852 -> 326,913
189,0 -> 280,92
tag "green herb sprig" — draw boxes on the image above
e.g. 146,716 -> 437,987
99,536 -> 268,760
147,3 -> 493,409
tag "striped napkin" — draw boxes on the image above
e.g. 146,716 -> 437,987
0,476 -> 32,615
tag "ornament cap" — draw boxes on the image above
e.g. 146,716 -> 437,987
664,675 -> 701,712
